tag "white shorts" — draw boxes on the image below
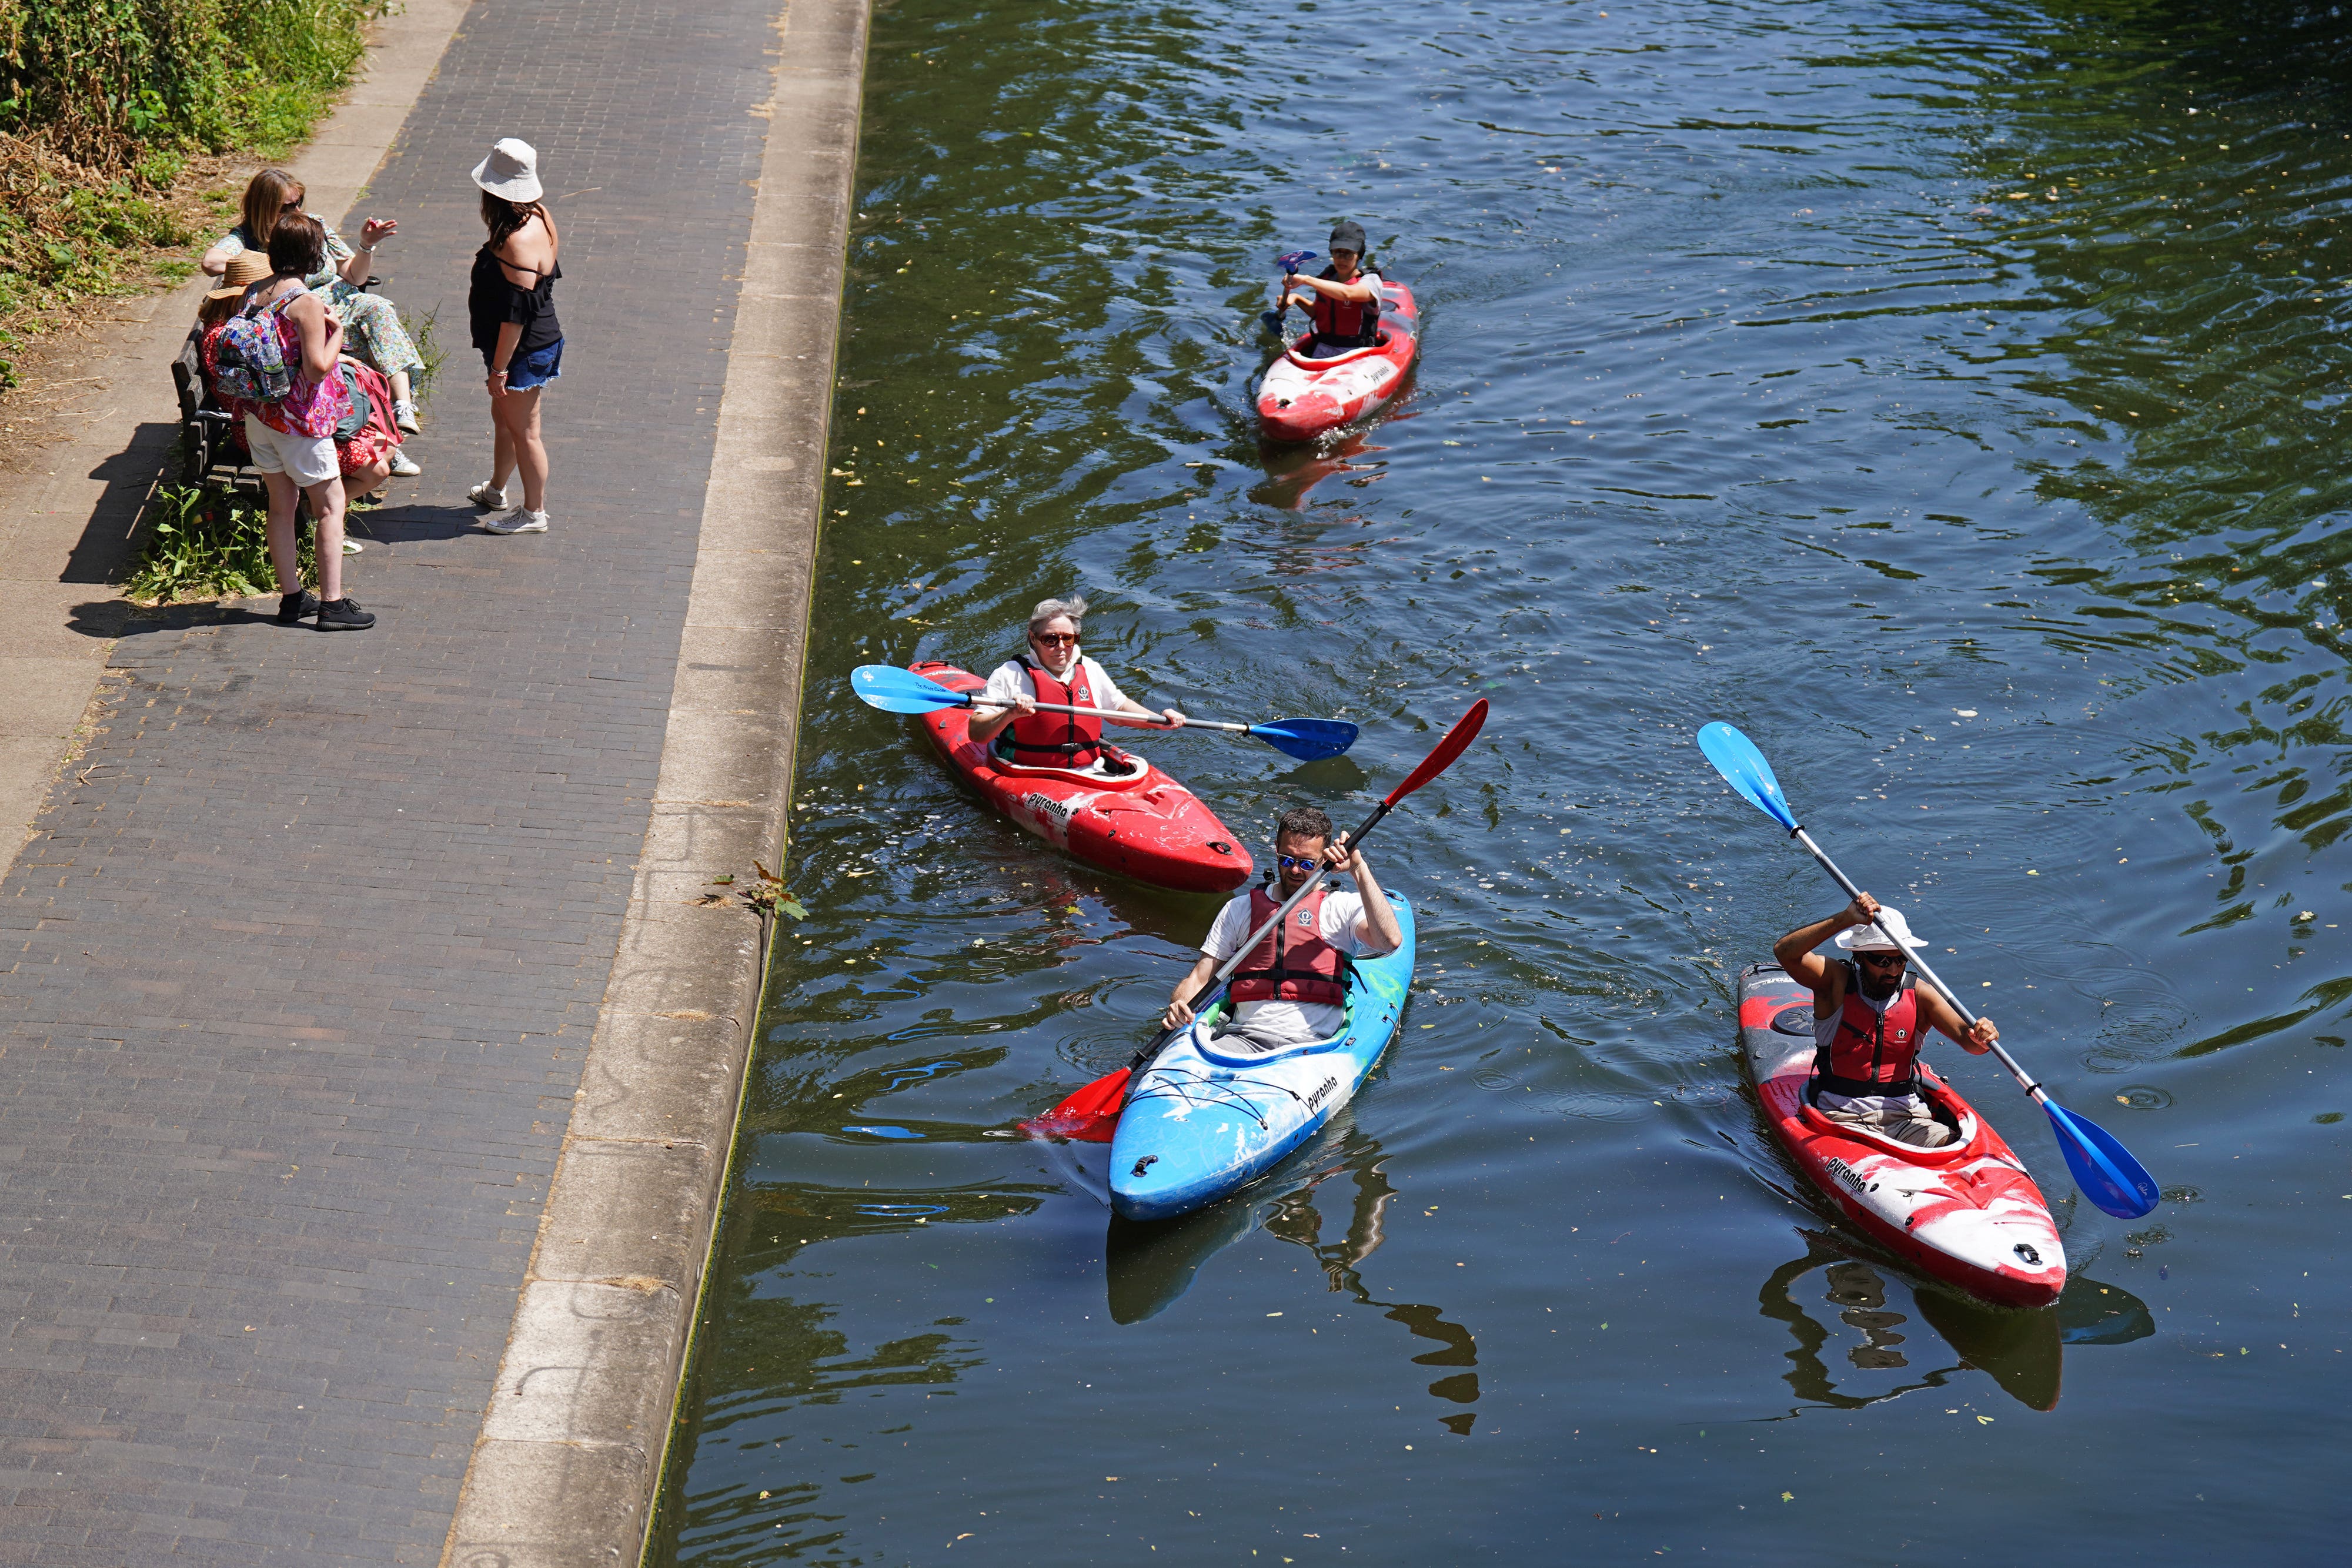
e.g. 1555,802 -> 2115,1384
243,413 -> 340,488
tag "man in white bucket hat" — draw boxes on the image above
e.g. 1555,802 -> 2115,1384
1772,891 -> 1998,1148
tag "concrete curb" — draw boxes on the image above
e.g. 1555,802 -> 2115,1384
0,0 -> 470,857
436,0 -> 870,1562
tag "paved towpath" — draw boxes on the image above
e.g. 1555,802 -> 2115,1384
0,1 -> 811,1559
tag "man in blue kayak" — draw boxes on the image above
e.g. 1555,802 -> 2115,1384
1772,891 -> 1999,1148
1161,806 -> 1403,1051
1276,220 -> 1385,359
965,594 -> 1185,770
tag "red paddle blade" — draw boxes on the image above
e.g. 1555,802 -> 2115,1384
1385,698 -> 1488,807
1018,1068 -> 1129,1142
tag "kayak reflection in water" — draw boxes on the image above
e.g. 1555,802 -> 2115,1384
1161,806 -> 1403,1051
1277,220 -> 1385,359
965,594 -> 1185,776
1771,891 -> 1998,1148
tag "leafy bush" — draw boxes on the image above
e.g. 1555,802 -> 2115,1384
0,0 -> 380,169
0,1 -> 382,382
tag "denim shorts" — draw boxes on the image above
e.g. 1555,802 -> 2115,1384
492,336 -> 563,391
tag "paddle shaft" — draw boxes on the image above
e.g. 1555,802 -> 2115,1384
1131,795 -> 1402,1070
1789,826 -> 2049,1105
964,693 -> 1249,735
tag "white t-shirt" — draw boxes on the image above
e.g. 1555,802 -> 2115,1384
979,655 -> 1130,716
1200,887 -> 1371,1048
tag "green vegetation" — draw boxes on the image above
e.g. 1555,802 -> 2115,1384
121,484 -> 309,603
0,0 -> 383,384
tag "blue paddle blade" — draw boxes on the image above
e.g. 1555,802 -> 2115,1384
1259,310 -> 1287,335
850,663 -> 971,715
1248,718 -> 1358,761
2046,1102 -> 2161,1219
1696,721 -> 1800,831
1276,248 -> 1318,272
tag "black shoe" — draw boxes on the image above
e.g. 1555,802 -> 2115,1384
314,596 -> 376,631
276,590 -> 320,625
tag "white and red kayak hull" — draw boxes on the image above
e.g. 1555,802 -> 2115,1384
1738,962 -> 2066,1309
907,662 -> 1253,894
1256,282 -> 1420,443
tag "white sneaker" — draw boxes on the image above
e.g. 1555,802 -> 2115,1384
485,507 -> 547,534
388,450 -> 422,477
393,400 -> 420,434
467,482 -> 508,510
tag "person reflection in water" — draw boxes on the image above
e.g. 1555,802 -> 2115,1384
1772,892 -> 1996,1148
965,595 -> 1185,775
1161,806 -> 1402,1052
1277,220 -> 1384,359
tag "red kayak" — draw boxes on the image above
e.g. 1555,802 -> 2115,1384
1738,962 -> 2066,1309
907,661 -> 1254,894
1256,282 -> 1420,443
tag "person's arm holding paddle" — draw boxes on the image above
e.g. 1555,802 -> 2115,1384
1918,983 -> 1997,1055
1161,951 -> 1222,1031
1329,832 -> 1401,955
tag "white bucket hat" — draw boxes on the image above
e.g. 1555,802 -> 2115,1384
1835,905 -> 1920,953
472,137 -> 543,203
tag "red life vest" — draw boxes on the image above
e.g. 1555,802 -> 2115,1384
1307,268 -> 1381,349
1001,656 -> 1102,767
1815,961 -> 1923,1095
1228,883 -> 1350,1006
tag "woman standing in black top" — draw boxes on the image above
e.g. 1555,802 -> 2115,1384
466,138 -> 563,534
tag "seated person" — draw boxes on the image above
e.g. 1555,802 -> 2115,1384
200,256 -> 416,485
202,168 -> 425,433
965,594 -> 1185,772
1279,220 -> 1384,359
1770,894 -> 1997,1149
1161,806 -> 1403,1052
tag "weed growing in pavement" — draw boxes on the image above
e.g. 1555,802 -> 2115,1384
740,862 -> 808,921
123,484 -> 311,605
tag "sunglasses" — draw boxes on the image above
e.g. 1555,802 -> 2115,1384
1031,631 -> 1078,646
280,197 -> 305,211
1856,950 -> 1907,969
1276,854 -> 1323,873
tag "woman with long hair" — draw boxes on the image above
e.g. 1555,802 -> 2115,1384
205,213 -> 374,631
201,169 -> 427,443
466,138 -> 563,534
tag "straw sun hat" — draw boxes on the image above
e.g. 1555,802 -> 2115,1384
203,250 -> 273,305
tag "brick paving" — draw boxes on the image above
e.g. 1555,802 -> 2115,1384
0,2 -> 792,1559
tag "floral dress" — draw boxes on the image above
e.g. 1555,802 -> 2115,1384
213,220 -> 425,383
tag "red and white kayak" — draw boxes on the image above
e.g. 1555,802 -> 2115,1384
1256,282 -> 1419,443
1738,962 -> 2066,1309
906,661 -> 1254,894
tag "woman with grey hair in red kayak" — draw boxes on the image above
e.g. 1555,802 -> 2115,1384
965,595 -> 1187,770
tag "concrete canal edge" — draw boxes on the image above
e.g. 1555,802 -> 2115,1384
436,0 -> 871,1562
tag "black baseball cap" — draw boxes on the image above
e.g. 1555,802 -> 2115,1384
1329,220 -> 1367,254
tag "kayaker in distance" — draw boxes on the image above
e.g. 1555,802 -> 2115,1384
1161,807 -> 1404,1051
966,596 -> 1187,773
1772,893 -> 1998,1148
1278,220 -> 1384,359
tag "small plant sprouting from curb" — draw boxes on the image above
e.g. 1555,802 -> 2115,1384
724,864 -> 807,921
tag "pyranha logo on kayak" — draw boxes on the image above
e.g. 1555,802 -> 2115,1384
1021,792 -> 1078,837
1825,1156 -> 1873,1195
1305,1075 -> 1339,1112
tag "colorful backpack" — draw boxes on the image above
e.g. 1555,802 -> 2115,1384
209,295 -> 296,404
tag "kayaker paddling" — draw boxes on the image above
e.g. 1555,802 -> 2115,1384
1278,220 -> 1385,359
1162,806 -> 1404,1051
967,596 -> 1186,773
1772,893 -> 1997,1149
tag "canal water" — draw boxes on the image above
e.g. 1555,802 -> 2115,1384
652,0 -> 2349,1558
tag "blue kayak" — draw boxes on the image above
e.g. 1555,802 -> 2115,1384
1110,895 -> 1417,1222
